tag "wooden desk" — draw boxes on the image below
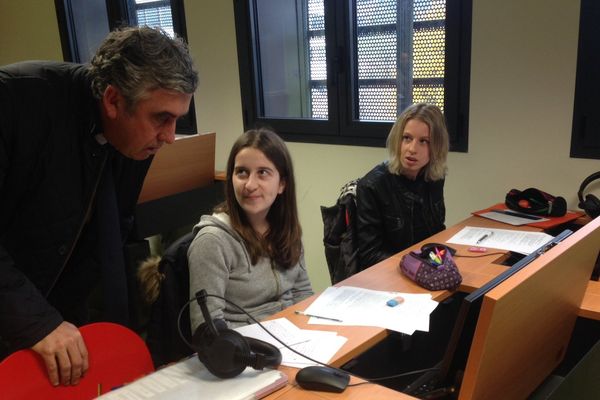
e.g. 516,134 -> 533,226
268,366 -> 417,399
265,215 -> 600,399
269,214 -> 600,368
580,280 -> 600,320
339,215 -> 600,319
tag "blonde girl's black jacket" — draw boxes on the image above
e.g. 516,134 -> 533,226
0,61 -> 151,353
356,162 -> 446,270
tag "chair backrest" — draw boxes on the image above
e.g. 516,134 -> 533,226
321,179 -> 360,283
144,231 -> 196,367
0,322 -> 154,399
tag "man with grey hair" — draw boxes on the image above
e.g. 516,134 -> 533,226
0,27 -> 198,386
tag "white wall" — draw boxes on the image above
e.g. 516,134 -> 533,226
0,0 -> 62,65
2,0 -> 598,292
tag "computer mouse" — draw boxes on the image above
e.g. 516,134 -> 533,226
295,365 -> 350,393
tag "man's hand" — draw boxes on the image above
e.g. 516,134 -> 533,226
31,321 -> 89,386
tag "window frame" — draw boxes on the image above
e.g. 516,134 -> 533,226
234,0 -> 472,151
571,0 -> 600,160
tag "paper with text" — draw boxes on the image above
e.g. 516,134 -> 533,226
302,286 -> 438,335
96,356 -> 287,400
235,318 -> 348,368
447,226 -> 553,254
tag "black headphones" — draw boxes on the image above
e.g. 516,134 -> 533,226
578,171 -> 600,219
191,290 -> 282,379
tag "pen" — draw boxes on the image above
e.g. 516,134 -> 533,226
294,310 -> 343,322
476,231 -> 493,244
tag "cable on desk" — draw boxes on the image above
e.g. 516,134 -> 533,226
347,367 -> 441,387
178,294 -> 443,385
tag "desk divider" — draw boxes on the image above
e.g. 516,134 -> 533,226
459,216 -> 600,400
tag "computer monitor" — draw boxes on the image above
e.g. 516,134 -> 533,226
403,229 -> 574,397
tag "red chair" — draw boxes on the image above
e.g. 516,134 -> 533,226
0,322 -> 154,399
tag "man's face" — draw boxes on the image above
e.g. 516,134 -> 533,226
102,86 -> 193,160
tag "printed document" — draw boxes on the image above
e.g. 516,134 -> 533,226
301,286 -> 438,335
97,356 -> 287,400
447,226 -> 553,254
235,318 -> 347,368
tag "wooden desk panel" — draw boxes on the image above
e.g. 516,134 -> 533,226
458,216 -> 600,400
138,132 -> 216,204
580,280 -> 600,319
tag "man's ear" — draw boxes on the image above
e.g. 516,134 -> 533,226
102,85 -> 122,119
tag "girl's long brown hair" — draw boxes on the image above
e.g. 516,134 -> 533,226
215,128 -> 302,268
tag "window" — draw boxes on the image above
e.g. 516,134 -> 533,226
234,0 -> 472,150
571,0 -> 600,160
54,0 -> 196,133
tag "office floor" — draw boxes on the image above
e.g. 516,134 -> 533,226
553,317 -> 600,376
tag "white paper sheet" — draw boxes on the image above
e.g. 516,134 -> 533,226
234,318 -> 348,368
302,286 -> 439,335
478,210 -> 549,226
97,357 -> 287,400
446,226 -> 553,254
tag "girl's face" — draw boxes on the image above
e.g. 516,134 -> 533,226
232,147 -> 285,230
399,118 -> 431,180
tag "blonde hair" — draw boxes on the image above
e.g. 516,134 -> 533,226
386,103 -> 449,181
137,256 -> 164,304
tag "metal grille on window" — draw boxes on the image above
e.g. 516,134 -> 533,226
307,0 -> 446,122
130,0 -> 175,38
308,0 -> 327,119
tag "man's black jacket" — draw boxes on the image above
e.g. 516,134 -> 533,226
356,162 -> 445,270
0,61 -> 151,352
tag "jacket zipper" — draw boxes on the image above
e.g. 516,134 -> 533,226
44,152 -> 108,298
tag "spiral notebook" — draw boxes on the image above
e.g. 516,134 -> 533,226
96,356 -> 288,400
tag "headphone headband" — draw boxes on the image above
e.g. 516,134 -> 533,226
578,171 -> 600,218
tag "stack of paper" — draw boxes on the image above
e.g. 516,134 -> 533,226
235,318 -> 347,368
97,356 -> 287,400
301,286 -> 439,335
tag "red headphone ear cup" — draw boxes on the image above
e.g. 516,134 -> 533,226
518,199 -> 531,208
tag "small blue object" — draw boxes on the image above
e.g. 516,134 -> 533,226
386,298 -> 401,307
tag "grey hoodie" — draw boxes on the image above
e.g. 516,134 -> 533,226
188,213 -> 314,331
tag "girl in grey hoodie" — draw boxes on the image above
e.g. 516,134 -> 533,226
188,129 -> 313,332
